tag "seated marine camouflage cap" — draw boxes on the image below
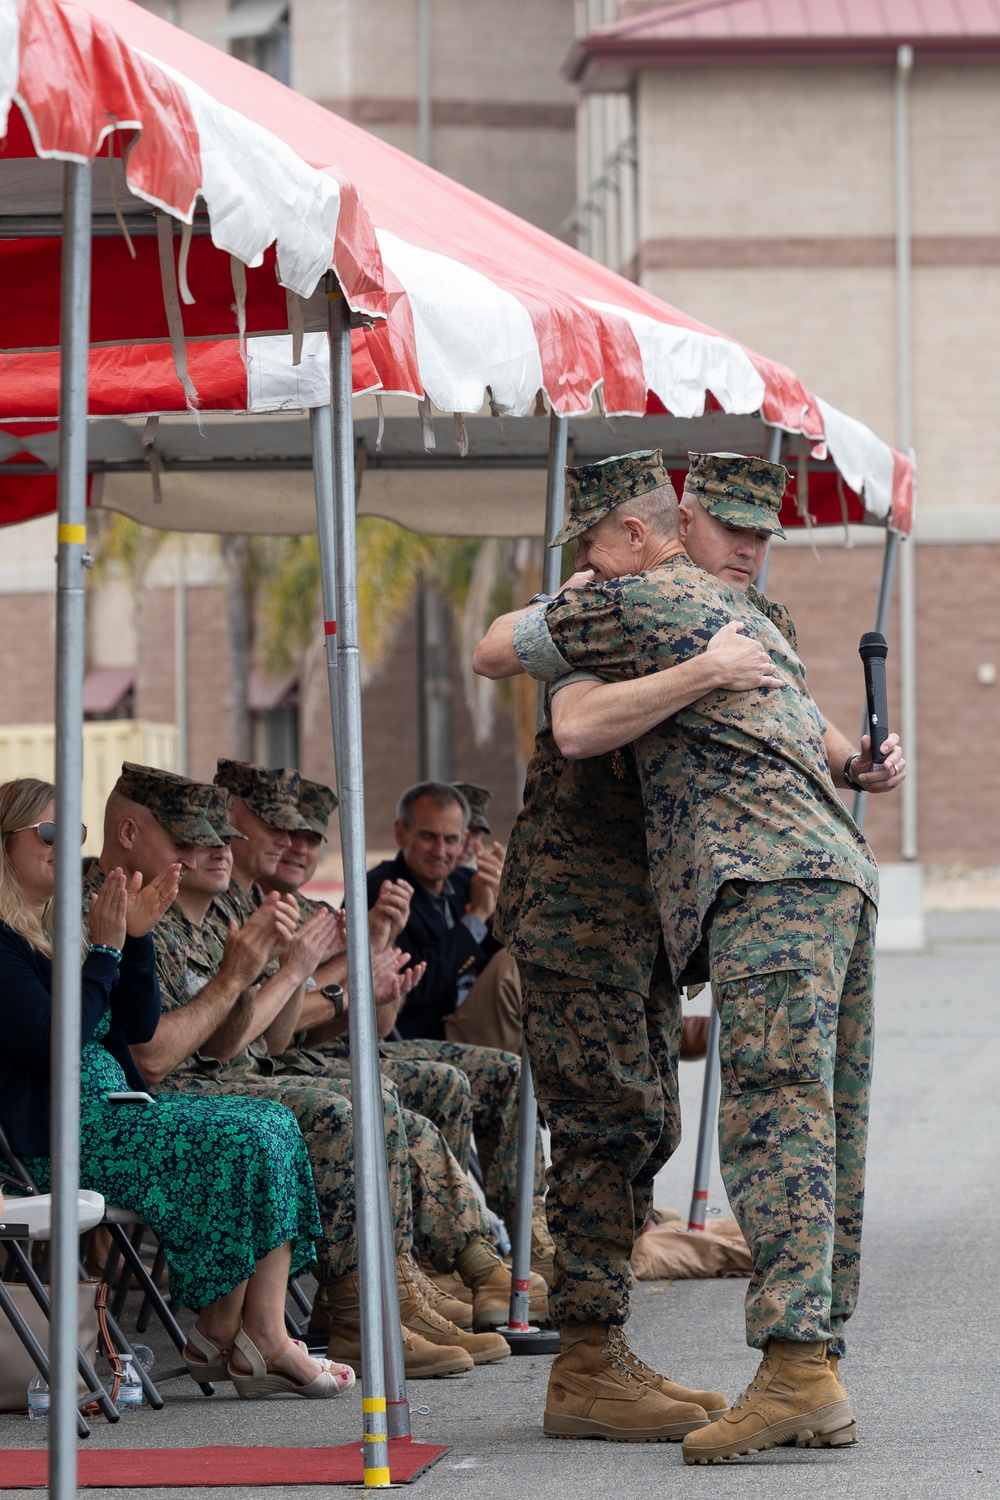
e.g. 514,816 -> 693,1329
452,781 -> 492,836
298,777 -> 338,839
549,449 -> 673,548
115,763 -> 244,847
213,759 -> 312,832
682,451 -> 788,539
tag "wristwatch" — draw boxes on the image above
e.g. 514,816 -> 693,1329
843,753 -> 862,791
525,592 -> 553,607
320,983 -> 345,1018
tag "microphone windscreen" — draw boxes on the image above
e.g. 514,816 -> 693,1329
859,631 -> 888,662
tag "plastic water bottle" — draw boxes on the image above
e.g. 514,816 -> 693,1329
26,1371 -> 49,1421
114,1358 -> 143,1413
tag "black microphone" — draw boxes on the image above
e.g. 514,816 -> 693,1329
858,631 -> 890,768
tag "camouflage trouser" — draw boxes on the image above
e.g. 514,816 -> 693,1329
162,1070 -> 410,1284
520,954 -> 681,1326
277,1047 -> 491,1272
708,879 -> 876,1358
374,1038 -> 544,1225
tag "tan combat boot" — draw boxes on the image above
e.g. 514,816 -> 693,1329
544,1323 -> 709,1442
607,1327 -> 728,1418
309,1272 -> 473,1379
682,1340 -> 857,1465
454,1235 -> 550,1331
397,1256 -> 510,1366
414,1259 -> 474,1328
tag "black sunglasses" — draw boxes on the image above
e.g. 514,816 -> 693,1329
6,821 -> 88,847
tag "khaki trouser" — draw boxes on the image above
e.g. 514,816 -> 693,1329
443,948 -> 523,1054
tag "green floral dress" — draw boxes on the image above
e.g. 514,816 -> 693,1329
23,1010 -> 319,1310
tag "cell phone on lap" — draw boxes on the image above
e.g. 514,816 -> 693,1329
105,1091 -> 155,1105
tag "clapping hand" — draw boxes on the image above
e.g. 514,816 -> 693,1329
89,867 -> 128,952
124,863 -> 183,938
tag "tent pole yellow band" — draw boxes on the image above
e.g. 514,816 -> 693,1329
363,1468 -> 390,1488
362,1397 -> 386,1414
58,525 -> 87,545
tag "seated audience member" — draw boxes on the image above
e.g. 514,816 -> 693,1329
259,777 -> 555,1285
366,782 -> 522,1053
105,762 -> 529,1369
210,760 -> 548,1322
0,776 -> 351,1400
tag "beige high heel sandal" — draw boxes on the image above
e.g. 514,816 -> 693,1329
228,1329 -> 355,1400
183,1325 -> 233,1383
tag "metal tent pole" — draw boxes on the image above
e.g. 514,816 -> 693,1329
686,1007 -> 721,1231
325,286 -> 393,1487
894,44 -> 918,862
50,160 -> 92,1500
498,410 -> 567,1355
309,402 -> 410,1441
851,530 -> 902,831
754,426 -> 784,596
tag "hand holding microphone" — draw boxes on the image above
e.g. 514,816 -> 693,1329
847,632 -> 906,793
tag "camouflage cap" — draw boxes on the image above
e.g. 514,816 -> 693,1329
115,763 -> 242,848
682,451 -> 788,539
550,450 -> 673,548
298,777 -> 338,839
452,782 -> 492,836
213,759 -> 312,832
203,784 -> 248,843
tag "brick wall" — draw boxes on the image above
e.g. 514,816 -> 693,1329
767,542 -> 1000,867
0,593 -> 56,722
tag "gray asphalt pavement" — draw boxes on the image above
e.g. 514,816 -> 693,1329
3,911 -> 998,1499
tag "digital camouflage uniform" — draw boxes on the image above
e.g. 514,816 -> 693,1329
520,529 -> 879,1358
296,767 -> 543,1226
153,889 -> 501,1274
496,704 -> 679,1327
289,885 -> 540,1225
209,873 -> 495,1272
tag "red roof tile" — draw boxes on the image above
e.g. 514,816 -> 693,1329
571,0 -> 1000,77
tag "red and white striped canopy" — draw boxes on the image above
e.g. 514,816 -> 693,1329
0,0 -> 913,533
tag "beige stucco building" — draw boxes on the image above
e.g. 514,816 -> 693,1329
569,1 -> 1000,866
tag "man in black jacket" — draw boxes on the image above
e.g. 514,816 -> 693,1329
366,782 -> 521,1052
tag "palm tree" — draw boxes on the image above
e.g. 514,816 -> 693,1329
258,522 -> 545,772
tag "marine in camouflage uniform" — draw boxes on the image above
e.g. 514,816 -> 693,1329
517,449 -> 880,1363
281,776 -> 544,1230
496,654 -> 678,1324
209,762 -> 497,1272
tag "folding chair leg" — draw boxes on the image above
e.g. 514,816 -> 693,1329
106,1223 -> 214,1396
0,1278 -> 92,1438
288,1280 -> 312,1321
135,1245 -> 167,1334
2,1241 -> 118,1428
110,1222 -> 143,1321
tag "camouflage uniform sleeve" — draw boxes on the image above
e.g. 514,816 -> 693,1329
152,920 -> 201,1015
544,581 -> 643,682
512,604 -> 575,683
511,581 -> 642,685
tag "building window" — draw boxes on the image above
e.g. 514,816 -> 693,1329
215,0 -> 291,86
